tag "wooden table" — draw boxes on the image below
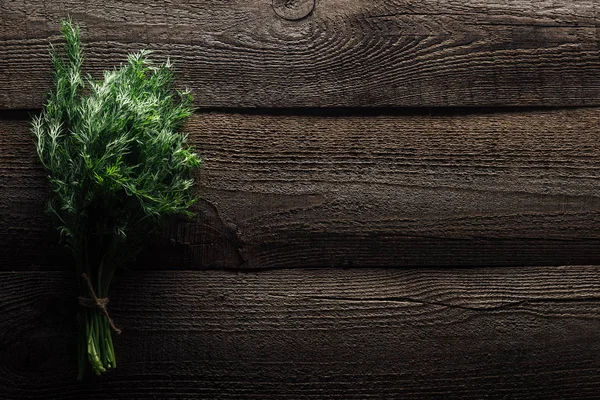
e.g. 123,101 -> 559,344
2,1 -> 600,398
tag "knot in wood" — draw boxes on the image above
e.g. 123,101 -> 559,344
272,0 -> 315,21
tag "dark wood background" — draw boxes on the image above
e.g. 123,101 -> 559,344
2,1 -> 600,398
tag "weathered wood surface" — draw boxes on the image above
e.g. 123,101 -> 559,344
2,266 -> 600,399
2,108 -> 600,270
3,0 -> 600,109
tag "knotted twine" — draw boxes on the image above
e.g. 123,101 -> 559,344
78,273 -> 122,334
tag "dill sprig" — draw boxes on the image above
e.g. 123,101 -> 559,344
32,18 -> 201,379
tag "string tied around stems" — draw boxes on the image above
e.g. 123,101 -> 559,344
78,273 -> 122,335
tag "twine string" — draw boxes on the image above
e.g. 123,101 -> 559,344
78,273 -> 122,335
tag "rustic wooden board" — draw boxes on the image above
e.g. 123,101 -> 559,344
3,0 -> 600,109
2,108 -> 600,270
2,266 -> 600,399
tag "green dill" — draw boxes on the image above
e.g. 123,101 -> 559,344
32,18 -> 201,380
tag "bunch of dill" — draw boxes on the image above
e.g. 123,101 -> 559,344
32,19 -> 201,379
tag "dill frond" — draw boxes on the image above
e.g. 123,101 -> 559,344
32,18 -> 201,379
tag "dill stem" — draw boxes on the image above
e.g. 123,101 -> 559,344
106,328 -> 116,367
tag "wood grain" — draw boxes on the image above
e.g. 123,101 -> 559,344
2,0 -> 600,108
2,266 -> 600,399
2,108 -> 600,270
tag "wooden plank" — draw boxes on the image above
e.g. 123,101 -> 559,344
2,0 -> 600,109
2,108 -> 600,270
2,266 -> 600,399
